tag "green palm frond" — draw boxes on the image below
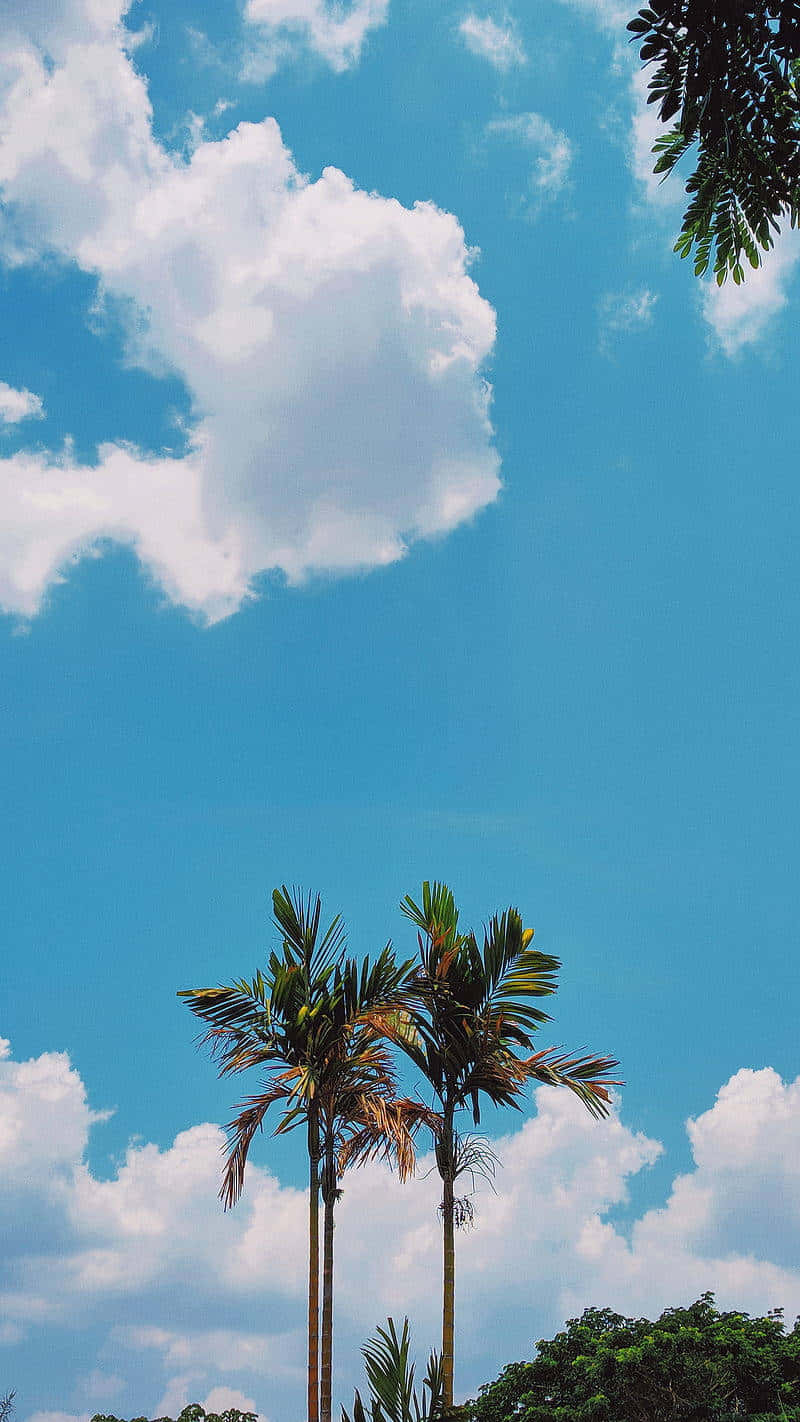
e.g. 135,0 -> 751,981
397,881 -> 620,1132
478,911 -> 559,1033
272,884 -> 347,985
341,1319 -> 444,1422
522,1046 -> 622,1119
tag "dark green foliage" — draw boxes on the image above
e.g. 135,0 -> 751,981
463,1293 -> 800,1421
91,1408 -> 257,1422
0,1393 -> 15,1422
628,1 -> 800,281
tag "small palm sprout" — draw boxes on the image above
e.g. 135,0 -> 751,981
341,1318 -> 444,1422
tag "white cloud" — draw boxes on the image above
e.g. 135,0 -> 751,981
0,0 -> 499,622
598,286 -> 657,350
153,1378 -> 270,1422
6,1040 -> 800,1415
458,14 -> 526,70
553,0 -> 630,31
26,1413 -> 88,1422
702,231 -> 800,356
202,1387 -> 265,1420
0,382 -> 44,423
487,112 -> 573,209
242,0 -> 388,76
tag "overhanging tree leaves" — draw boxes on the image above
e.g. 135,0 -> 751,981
629,0 -> 800,282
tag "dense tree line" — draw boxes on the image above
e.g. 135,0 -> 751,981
463,1294 -> 800,1422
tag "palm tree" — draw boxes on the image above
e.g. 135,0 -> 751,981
179,888 -> 425,1422
180,886 -> 348,1422
313,954 -> 434,1422
392,882 -> 621,1411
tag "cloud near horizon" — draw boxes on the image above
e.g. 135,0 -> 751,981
0,0 -> 500,623
4,1036 -> 800,1420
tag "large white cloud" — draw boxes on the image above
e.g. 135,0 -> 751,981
0,0 -> 499,621
5,1039 -> 800,1420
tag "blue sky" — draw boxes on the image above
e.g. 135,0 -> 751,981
3,0 -> 800,1419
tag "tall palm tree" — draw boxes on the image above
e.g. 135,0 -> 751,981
313,954 -> 433,1422
393,882 -> 621,1411
179,886 -> 347,1422
179,888 -> 424,1422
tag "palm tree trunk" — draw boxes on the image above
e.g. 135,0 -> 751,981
320,1141 -> 336,1422
308,1112 -> 321,1422
441,1114 -> 456,1411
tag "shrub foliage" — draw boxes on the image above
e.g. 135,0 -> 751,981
463,1293 -> 800,1421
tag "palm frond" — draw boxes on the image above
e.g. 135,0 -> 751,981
272,884 -> 347,983
338,1097 -> 440,1180
478,910 -> 559,1033
363,1318 -> 416,1422
220,1082 -> 292,1208
401,882 -> 460,955
522,1047 -> 622,1119
343,1319 -> 444,1422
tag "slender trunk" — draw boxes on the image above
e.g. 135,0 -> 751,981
441,1111 -> 456,1411
320,1140 -> 336,1422
308,1112 -> 320,1422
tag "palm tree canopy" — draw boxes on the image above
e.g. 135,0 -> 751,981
179,886 -> 423,1206
396,881 -> 620,1125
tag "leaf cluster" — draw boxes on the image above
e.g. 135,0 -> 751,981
463,1293 -> 800,1421
341,1318 -> 445,1422
180,887 -> 421,1206
394,882 -> 619,1154
629,0 -> 800,281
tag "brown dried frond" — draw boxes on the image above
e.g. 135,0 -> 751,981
221,1079 -> 293,1209
338,1096 -> 439,1181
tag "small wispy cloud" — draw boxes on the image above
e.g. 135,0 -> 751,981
487,112 -> 573,211
242,0 -> 388,77
458,12 -> 526,70
598,286 -> 658,351
0,382 -> 44,425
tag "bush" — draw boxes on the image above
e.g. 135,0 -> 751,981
462,1294 -> 800,1422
